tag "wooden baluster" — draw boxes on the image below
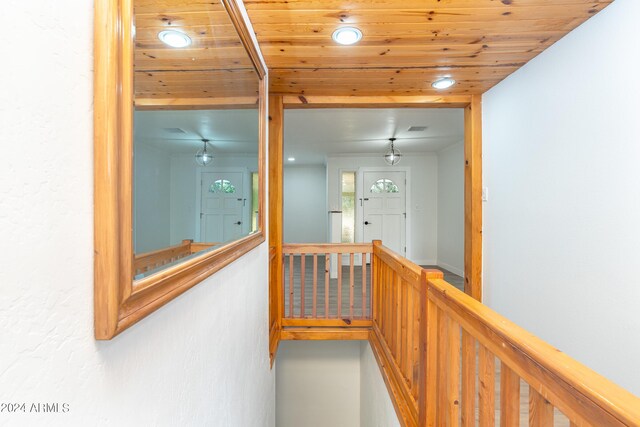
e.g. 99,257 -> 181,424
461,331 -> 476,427
478,344 -> 495,427
422,297 -> 439,427
368,252 -> 379,318
282,255 -> 286,319
411,285 -> 420,399
405,284 -> 414,391
300,253 -> 306,318
312,254 -> 318,318
337,254 -> 342,318
361,252 -> 367,318
324,254 -> 330,318
349,252 -> 354,319
288,253 -> 294,318
437,310 -> 449,426
399,280 -> 408,383
500,363 -> 520,427
395,276 -> 402,360
529,387 -> 554,427
447,318 -> 461,427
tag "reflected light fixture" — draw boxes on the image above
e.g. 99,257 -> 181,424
287,157 -> 296,162
383,138 -> 402,166
332,27 -> 363,45
195,139 -> 213,166
431,77 -> 456,90
158,30 -> 192,48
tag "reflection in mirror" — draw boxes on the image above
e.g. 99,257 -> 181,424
132,0 -> 260,279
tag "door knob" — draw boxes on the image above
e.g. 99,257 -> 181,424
364,221 -> 372,225
235,221 -> 242,225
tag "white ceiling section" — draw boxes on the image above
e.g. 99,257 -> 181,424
285,108 -> 464,165
134,109 -> 259,155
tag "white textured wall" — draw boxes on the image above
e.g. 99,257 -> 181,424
283,165 -> 328,243
327,155 -> 438,265
360,342 -> 401,427
276,341 -> 361,427
483,0 -> 640,395
0,1 -> 275,425
436,142 -> 464,276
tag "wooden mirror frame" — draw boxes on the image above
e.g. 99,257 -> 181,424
94,0 -> 267,339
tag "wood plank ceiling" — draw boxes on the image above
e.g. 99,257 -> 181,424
134,0 -> 259,103
244,0 -> 613,96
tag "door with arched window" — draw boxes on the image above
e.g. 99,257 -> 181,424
362,170 -> 406,256
200,171 -> 245,243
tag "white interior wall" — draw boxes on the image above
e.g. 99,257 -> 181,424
327,155 -> 438,265
276,341 -> 361,427
283,165 -> 328,243
483,0 -> 640,395
134,142 -> 172,253
436,142 -> 464,276
0,2 -> 275,425
360,342 -> 401,427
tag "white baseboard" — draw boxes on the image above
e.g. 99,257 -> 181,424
411,258 -> 437,266
436,261 -> 465,277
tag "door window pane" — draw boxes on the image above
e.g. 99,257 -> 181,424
370,178 -> 399,193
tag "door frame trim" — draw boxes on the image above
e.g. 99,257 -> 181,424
270,94 -> 482,303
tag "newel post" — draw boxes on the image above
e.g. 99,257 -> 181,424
418,269 -> 443,427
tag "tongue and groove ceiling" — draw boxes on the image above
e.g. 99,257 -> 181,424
245,0 -> 612,95
133,0 -> 612,100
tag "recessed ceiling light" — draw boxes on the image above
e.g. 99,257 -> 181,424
288,157 -> 296,162
432,77 -> 456,90
158,30 -> 192,48
332,27 -> 363,45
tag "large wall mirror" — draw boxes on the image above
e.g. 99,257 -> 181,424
94,0 -> 267,339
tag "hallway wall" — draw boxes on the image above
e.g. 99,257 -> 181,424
283,165 -> 328,243
436,142 -> 464,276
483,0 -> 640,395
0,1 -> 275,425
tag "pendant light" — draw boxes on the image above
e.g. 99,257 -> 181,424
195,139 -> 213,166
383,138 -> 402,166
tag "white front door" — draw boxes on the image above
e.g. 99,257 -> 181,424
200,171 -> 245,243
362,171 -> 406,256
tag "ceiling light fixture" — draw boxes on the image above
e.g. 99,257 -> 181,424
158,30 -> 192,48
431,77 -> 456,90
287,157 -> 296,162
332,27 -> 363,45
383,138 -> 402,166
195,139 -> 213,166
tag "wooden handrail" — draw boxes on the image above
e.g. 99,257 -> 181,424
281,243 -> 373,324
274,241 -> 640,426
282,243 -> 372,254
133,240 -> 217,275
426,278 -> 640,426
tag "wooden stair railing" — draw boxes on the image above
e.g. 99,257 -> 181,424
133,239 -> 216,276
273,241 -> 640,426
279,243 -> 373,339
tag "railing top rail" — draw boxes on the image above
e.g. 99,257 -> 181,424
134,239 -> 192,260
372,241 -> 438,287
427,277 -> 640,427
282,243 -> 373,254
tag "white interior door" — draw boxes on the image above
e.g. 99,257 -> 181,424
200,171 -> 245,243
362,171 -> 406,256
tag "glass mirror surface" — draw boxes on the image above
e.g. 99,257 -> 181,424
132,0 -> 260,279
